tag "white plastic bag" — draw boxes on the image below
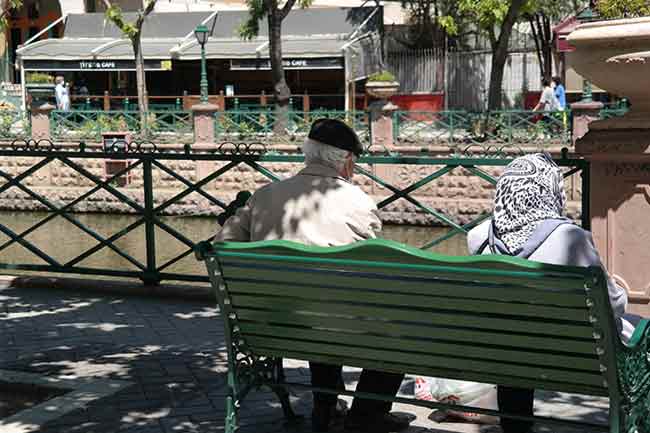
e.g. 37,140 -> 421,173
416,377 -> 498,424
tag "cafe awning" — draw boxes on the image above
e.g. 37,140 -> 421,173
17,11 -> 217,71
17,7 -> 382,73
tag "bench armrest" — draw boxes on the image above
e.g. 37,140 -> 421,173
625,318 -> 650,349
616,318 -> 649,432
194,240 -> 215,261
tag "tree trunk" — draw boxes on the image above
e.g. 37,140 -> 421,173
132,34 -> 149,133
268,11 -> 291,134
487,0 -> 526,110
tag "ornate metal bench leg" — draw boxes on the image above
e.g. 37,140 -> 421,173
272,358 -> 303,425
225,395 -> 239,433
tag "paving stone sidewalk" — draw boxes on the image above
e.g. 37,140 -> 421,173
0,282 -> 609,433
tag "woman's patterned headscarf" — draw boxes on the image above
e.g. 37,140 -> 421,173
493,153 -> 567,253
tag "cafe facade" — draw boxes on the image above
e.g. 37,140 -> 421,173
16,6 -> 383,110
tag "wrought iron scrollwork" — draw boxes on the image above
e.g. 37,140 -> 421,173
8,138 -> 59,151
618,324 -> 650,433
216,141 -> 268,155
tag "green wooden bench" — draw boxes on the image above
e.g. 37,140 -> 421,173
195,239 -> 650,433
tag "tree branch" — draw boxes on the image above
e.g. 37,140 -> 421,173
136,0 -> 157,28
279,0 -> 297,21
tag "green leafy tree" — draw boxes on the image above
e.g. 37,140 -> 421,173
102,0 -> 157,116
240,0 -> 312,132
0,0 -> 21,30
523,1 -> 586,82
597,0 -> 650,17
454,0 -> 528,110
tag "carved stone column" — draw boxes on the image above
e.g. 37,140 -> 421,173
192,103 -> 219,147
576,126 -> 650,314
31,103 -> 56,141
568,17 -> 650,315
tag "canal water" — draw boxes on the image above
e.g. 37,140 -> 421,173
0,211 -> 469,281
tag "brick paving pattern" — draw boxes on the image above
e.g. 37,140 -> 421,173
0,283 -> 608,432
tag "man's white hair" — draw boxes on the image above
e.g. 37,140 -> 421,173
302,138 -> 353,172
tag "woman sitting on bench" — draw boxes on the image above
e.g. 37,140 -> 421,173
467,152 -> 637,433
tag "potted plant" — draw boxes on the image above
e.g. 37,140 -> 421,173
25,73 -> 56,108
365,71 -> 400,99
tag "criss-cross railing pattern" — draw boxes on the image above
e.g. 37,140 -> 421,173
0,141 -> 589,284
394,110 -> 571,149
214,110 -> 370,148
50,110 -> 193,142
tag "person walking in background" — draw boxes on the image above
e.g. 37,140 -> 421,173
552,76 -> 567,110
467,153 -> 636,433
533,78 -> 561,112
54,76 -> 70,111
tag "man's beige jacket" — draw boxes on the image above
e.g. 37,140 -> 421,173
214,163 -> 381,245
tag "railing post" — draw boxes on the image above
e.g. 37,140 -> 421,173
104,91 -> 110,111
124,98 -> 129,111
303,91 -> 310,123
192,102 -> 219,147
31,103 -> 55,141
85,97 -> 91,110
218,91 -> 225,112
571,99 -> 603,146
183,90 -> 189,110
142,158 -> 159,286
176,98 -> 181,111
369,99 -> 398,153
260,91 -> 267,107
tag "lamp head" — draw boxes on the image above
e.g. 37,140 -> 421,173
194,24 -> 209,47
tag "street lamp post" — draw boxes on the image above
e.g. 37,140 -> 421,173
194,25 -> 209,104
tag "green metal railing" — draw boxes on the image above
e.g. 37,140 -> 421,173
50,110 -> 193,143
0,140 -> 589,285
214,110 -> 370,148
0,110 -> 30,139
393,110 -> 572,149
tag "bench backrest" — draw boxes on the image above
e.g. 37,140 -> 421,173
198,239 -> 621,398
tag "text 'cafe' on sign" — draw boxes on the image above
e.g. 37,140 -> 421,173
230,58 -> 344,71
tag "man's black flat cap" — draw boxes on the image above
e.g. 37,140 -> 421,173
308,118 -> 363,157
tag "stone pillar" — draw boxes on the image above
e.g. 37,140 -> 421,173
576,123 -> 650,315
192,103 -> 219,147
369,100 -> 398,153
30,103 -> 56,141
570,99 -> 603,145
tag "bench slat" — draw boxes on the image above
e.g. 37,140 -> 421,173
231,296 -> 595,339
219,256 -> 589,291
229,280 -> 590,321
245,336 -> 605,388
240,323 -> 601,371
254,347 -> 609,397
238,312 -> 597,354
221,261 -> 589,307
236,308 -> 597,352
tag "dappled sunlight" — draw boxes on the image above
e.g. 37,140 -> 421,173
1,301 -> 97,320
121,407 -> 172,423
31,360 -> 131,379
57,322 -> 138,332
173,307 -> 219,320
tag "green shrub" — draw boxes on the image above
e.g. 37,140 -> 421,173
367,71 -> 397,82
26,72 -> 54,84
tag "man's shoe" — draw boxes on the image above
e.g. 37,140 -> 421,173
344,412 -> 411,433
311,401 -> 348,432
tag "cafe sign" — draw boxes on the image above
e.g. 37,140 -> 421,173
23,59 -> 170,71
230,57 -> 343,71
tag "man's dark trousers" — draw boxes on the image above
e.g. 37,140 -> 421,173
310,362 -> 404,416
